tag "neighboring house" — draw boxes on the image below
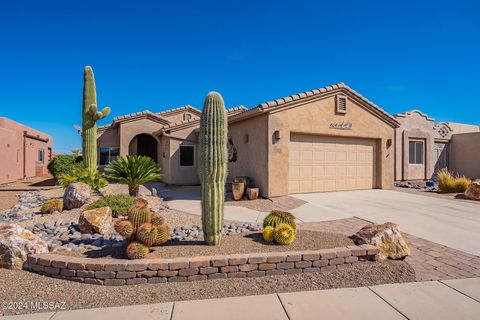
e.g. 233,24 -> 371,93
0,117 -> 53,184
393,110 -> 480,182
97,83 -> 399,197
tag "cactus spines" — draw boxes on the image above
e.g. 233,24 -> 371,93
198,91 -> 228,245
136,223 -> 159,247
114,219 -> 134,239
262,225 -> 275,243
153,224 -> 170,246
128,198 -> 151,232
126,241 -> 149,259
263,210 -> 297,231
273,223 -> 296,245
151,212 -> 165,227
82,66 -> 110,173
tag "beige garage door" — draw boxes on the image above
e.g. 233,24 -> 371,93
289,134 -> 376,193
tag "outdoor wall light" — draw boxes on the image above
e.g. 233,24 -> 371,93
387,138 -> 392,148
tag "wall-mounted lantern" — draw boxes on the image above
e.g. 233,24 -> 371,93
273,130 -> 281,144
386,138 -> 392,148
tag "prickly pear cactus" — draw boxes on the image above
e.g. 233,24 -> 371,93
198,92 -> 228,245
82,66 -> 110,173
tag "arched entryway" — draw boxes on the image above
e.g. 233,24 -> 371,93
128,134 -> 158,162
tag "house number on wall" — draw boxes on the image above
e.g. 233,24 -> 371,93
329,120 -> 353,130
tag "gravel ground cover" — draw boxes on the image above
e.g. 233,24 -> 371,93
224,194 -> 306,212
54,229 -> 354,259
0,191 -> 19,211
0,260 -> 415,317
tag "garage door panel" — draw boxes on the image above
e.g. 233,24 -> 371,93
289,134 -> 376,193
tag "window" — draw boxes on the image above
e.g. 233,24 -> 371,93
99,147 -> 120,165
336,95 -> 347,114
409,140 -> 424,164
38,149 -> 44,163
180,146 -> 194,166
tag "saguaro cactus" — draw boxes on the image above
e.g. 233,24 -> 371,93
198,91 -> 228,245
82,66 -> 110,173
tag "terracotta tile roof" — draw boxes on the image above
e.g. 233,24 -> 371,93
230,82 -> 399,126
156,105 -> 201,116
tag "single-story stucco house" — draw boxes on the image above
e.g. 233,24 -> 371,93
97,82 -> 479,197
393,110 -> 480,182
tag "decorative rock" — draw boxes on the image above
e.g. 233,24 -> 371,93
351,222 -> 410,260
0,223 -> 48,269
137,195 -> 164,213
63,182 -> 93,210
465,180 -> 480,201
78,207 -> 114,235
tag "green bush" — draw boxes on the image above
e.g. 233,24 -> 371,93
58,168 -> 108,190
48,155 -> 84,180
87,195 -> 134,217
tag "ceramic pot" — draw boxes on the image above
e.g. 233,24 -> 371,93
232,182 -> 245,201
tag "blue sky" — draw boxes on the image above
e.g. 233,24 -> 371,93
1,0 -> 479,153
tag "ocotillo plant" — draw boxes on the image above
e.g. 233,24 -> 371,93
82,66 -> 110,173
198,92 -> 228,245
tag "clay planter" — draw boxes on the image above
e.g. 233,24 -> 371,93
246,188 -> 259,200
233,176 -> 251,189
232,182 -> 245,201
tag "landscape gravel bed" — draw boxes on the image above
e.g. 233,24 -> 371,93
48,229 -> 354,259
0,260 -> 415,316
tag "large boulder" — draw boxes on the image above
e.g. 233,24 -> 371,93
63,182 -> 93,210
0,223 -> 48,269
352,222 -> 410,260
137,195 -> 165,213
79,207 -> 114,235
465,180 -> 480,201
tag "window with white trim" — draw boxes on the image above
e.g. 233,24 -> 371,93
38,149 -> 44,163
409,140 -> 424,164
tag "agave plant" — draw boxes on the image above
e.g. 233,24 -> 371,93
105,155 -> 163,196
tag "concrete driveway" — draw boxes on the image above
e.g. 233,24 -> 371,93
291,190 -> 480,256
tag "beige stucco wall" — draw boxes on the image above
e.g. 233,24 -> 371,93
265,92 -> 395,197
0,117 -> 52,184
161,126 -> 199,185
450,132 -> 480,179
227,115 -> 270,197
394,111 -> 453,181
446,122 -> 480,134
161,111 -> 199,124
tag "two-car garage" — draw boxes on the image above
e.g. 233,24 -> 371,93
288,134 -> 377,193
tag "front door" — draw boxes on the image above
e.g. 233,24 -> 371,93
433,142 -> 449,176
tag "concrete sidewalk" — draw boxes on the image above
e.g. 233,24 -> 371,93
5,278 -> 480,320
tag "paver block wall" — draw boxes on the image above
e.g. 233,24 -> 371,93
25,245 -> 379,286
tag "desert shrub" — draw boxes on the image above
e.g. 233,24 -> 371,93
87,195 -> 134,217
47,155 -> 84,180
58,168 -> 108,190
437,168 -> 471,193
40,199 -> 64,214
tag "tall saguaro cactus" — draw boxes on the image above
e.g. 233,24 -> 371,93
82,66 -> 110,173
198,92 -> 228,245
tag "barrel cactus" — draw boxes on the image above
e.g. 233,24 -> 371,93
82,66 -> 110,173
126,241 -> 149,260
128,198 -> 151,232
136,223 -> 159,247
198,92 -> 228,245
262,225 -> 275,243
153,224 -> 170,246
116,198 -> 170,259
273,223 -> 296,245
263,210 -> 297,231
114,219 -> 134,239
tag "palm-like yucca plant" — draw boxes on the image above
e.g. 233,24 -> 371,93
105,155 -> 163,196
